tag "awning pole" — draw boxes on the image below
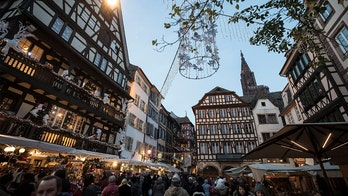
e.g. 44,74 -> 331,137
317,155 -> 333,196
308,128 -> 333,196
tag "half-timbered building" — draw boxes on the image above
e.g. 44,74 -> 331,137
279,0 -> 348,168
0,0 -> 132,157
192,87 -> 258,177
158,106 -> 176,165
280,0 -> 348,123
173,115 -> 196,174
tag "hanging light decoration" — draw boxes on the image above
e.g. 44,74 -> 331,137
177,1 -> 220,79
19,148 -> 26,154
4,146 -> 15,153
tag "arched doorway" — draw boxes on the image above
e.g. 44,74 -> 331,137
202,165 -> 219,178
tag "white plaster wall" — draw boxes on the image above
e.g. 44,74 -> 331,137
253,98 -> 284,143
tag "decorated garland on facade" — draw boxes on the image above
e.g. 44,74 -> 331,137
82,158 -> 104,176
0,112 -> 119,150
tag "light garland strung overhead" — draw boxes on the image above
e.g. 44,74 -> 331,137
177,1 -> 220,79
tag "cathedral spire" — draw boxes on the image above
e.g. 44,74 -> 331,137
241,50 -> 250,73
240,51 -> 257,97
240,51 -> 270,97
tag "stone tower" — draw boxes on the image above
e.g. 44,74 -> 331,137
240,51 -> 269,98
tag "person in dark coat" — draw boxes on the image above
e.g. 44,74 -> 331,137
152,177 -> 165,196
130,176 -> 141,196
82,173 -> 101,196
13,173 -> 36,196
54,169 -> 71,195
162,174 -> 170,190
119,178 -> 131,195
0,173 -> 13,196
142,173 -> 152,196
188,177 -> 203,196
193,185 -> 205,196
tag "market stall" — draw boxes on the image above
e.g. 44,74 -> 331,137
0,134 -> 76,153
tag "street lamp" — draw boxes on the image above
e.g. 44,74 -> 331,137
105,0 -> 118,8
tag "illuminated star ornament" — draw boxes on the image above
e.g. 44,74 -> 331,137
178,1 -> 220,79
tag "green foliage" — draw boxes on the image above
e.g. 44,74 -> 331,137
160,0 -> 331,59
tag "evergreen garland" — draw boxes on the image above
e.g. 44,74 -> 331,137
82,158 -> 104,176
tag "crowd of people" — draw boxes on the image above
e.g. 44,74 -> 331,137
0,166 -> 276,196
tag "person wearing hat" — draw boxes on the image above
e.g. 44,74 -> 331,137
152,177 -> 165,196
254,183 -> 264,196
213,178 -> 230,196
164,173 -> 189,196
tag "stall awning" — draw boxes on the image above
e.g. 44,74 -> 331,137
248,164 -> 305,182
102,158 -> 148,166
102,159 -> 180,172
299,162 -> 342,178
224,166 -> 250,176
72,149 -> 119,159
300,162 -> 339,171
0,134 -> 120,160
153,162 -> 180,173
0,134 -> 75,153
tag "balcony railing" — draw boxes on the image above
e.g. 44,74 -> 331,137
0,112 -> 118,154
1,49 -> 125,124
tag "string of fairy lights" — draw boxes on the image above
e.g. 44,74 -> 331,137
160,1 -> 259,97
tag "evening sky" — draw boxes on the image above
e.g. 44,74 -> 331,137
120,0 -> 288,122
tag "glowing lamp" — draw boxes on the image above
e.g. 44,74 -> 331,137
4,146 -> 15,153
19,148 -> 25,153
